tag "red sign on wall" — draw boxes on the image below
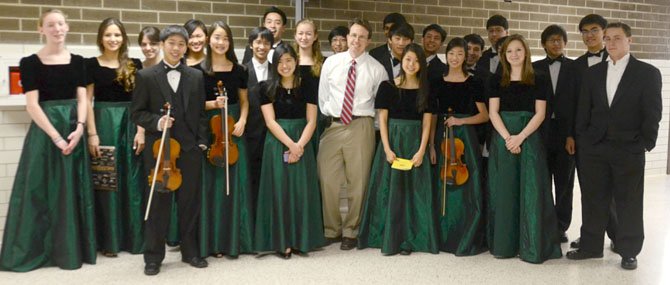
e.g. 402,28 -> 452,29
9,66 -> 23,95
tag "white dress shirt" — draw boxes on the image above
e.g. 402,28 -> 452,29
165,61 -> 181,93
252,57 -> 269,82
319,51 -> 388,117
606,53 -> 630,106
426,54 -> 437,66
587,51 -> 604,67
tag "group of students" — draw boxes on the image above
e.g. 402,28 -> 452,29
0,5 -> 661,276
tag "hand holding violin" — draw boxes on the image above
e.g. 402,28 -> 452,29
158,115 -> 174,130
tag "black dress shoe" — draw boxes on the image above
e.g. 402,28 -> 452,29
340,237 -> 357,250
276,250 -> 292,259
399,249 -> 412,255
144,262 -> 161,276
559,232 -> 568,243
566,249 -> 603,260
621,257 -> 637,270
570,237 -> 581,248
182,257 -> 208,268
325,236 -> 342,246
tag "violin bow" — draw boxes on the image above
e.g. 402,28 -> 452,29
442,114 -> 448,216
217,81 -> 231,196
145,104 -> 172,221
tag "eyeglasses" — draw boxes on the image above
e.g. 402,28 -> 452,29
581,28 -> 602,36
546,39 -> 564,45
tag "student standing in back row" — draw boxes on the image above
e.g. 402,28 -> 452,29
242,6 -> 287,64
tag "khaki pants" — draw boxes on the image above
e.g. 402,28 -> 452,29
318,117 -> 375,239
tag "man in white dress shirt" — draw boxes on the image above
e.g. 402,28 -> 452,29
318,18 -> 388,250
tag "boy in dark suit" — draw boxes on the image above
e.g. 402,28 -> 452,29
475,15 -> 508,76
568,22 -> 662,271
131,25 -> 208,276
532,24 -> 575,243
241,6 -> 286,64
422,24 -> 447,81
368,12 -> 407,68
370,22 -> 414,81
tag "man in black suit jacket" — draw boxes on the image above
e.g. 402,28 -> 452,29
368,12 -> 406,70
567,23 -> 662,271
241,6 -> 286,64
568,14 -> 617,250
475,15 -> 508,77
244,27 -> 274,211
131,25 -> 209,275
422,24 -> 447,81
532,24 -> 576,244
370,21 -> 413,81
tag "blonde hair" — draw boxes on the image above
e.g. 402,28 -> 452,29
294,18 -> 324,77
499,34 -> 535,87
38,9 -> 67,27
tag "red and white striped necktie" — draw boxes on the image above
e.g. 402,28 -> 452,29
341,60 -> 356,125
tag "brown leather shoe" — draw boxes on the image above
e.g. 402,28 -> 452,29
340,237 -> 357,250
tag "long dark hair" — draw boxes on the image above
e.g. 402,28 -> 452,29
264,43 -> 301,102
445,37 -> 469,77
96,17 -> 137,92
184,19 -> 207,57
396,43 -> 429,112
201,21 -> 239,76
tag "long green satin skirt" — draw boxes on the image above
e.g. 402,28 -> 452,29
93,101 -> 145,254
0,99 -> 97,272
434,115 -> 486,255
487,111 -> 562,263
358,119 -> 439,255
199,105 -> 254,257
254,119 -> 325,252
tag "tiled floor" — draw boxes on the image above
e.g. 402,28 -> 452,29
1,175 -> 668,285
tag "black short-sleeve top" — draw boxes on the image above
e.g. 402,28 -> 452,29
260,81 -> 317,119
299,65 -> 320,88
20,54 -> 86,102
200,64 -> 249,104
487,73 -> 548,112
374,80 -> 430,121
86,57 -> 142,102
433,76 -> 485,115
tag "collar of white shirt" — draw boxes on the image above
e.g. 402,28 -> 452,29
426,54 -> 437,64
606,53 -> 631,68
252,57 -> 268,70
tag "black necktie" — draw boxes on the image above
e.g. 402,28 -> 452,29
163,62 -> 182,72
547,55 -> 565,65
587,51 -> 602,58
392,57 -> 400,66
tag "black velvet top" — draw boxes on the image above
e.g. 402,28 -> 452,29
374,80 -> 431,121
85,58 -> 142,102
201,64 -> 249,104
299,65 -> 320,88
260,80 -> 317,119
433,76 -> 485,115
20,54 -> 86,102
487,73 -> 548,112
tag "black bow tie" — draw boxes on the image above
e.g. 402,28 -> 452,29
163,62 -> 182,72
587,51 -> 602,58
392,58 -> 400,66
547,56 -> 565,65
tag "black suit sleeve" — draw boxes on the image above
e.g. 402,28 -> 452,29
195,71 -> 209,146
242,45 -> 252,65
574,69 -> 593,141
131,71 -> 161,132
641,66 -> 663,151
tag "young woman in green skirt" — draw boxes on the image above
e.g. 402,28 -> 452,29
254,44 -> 325,259
197,21 -> 254,258
487,34 -> 562,263
358,43 -> 439,255
85,18 -> 145,257
429,38 -> 488,256
0,9 -> 96,271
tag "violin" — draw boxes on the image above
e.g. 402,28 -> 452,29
439,110 -> 469,215
208,80 -> 239,167
145,103 -> 182,220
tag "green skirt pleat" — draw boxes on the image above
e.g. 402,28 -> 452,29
199,105 -> 254,257
0,99 -> 97,272
358,119 -> 439,255
434,115 -> 486,255
93,101 -> 145,254
487,111 -> 562,263
254,119 -> 326,252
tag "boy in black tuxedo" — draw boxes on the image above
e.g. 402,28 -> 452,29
241,6 -> 286,64
422,24 -> 447,81
370,22 -> 414,81
568,22 -> 662,271
475,15 -> 508,76
131,25 -> 208,276
568,14 -> 618,251
532,24 -> 575,243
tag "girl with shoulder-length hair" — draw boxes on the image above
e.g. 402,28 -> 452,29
428,37 -> 489,256
198,20 -> 255,258
487,34 -> 562,263
358,43 -> 439,256
0,9 -> 97,272
84,17 -> 145,257
184,19 -> 208,67
254,43 -> 325,259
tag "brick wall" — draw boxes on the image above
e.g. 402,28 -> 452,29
0,0 -> 668,59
